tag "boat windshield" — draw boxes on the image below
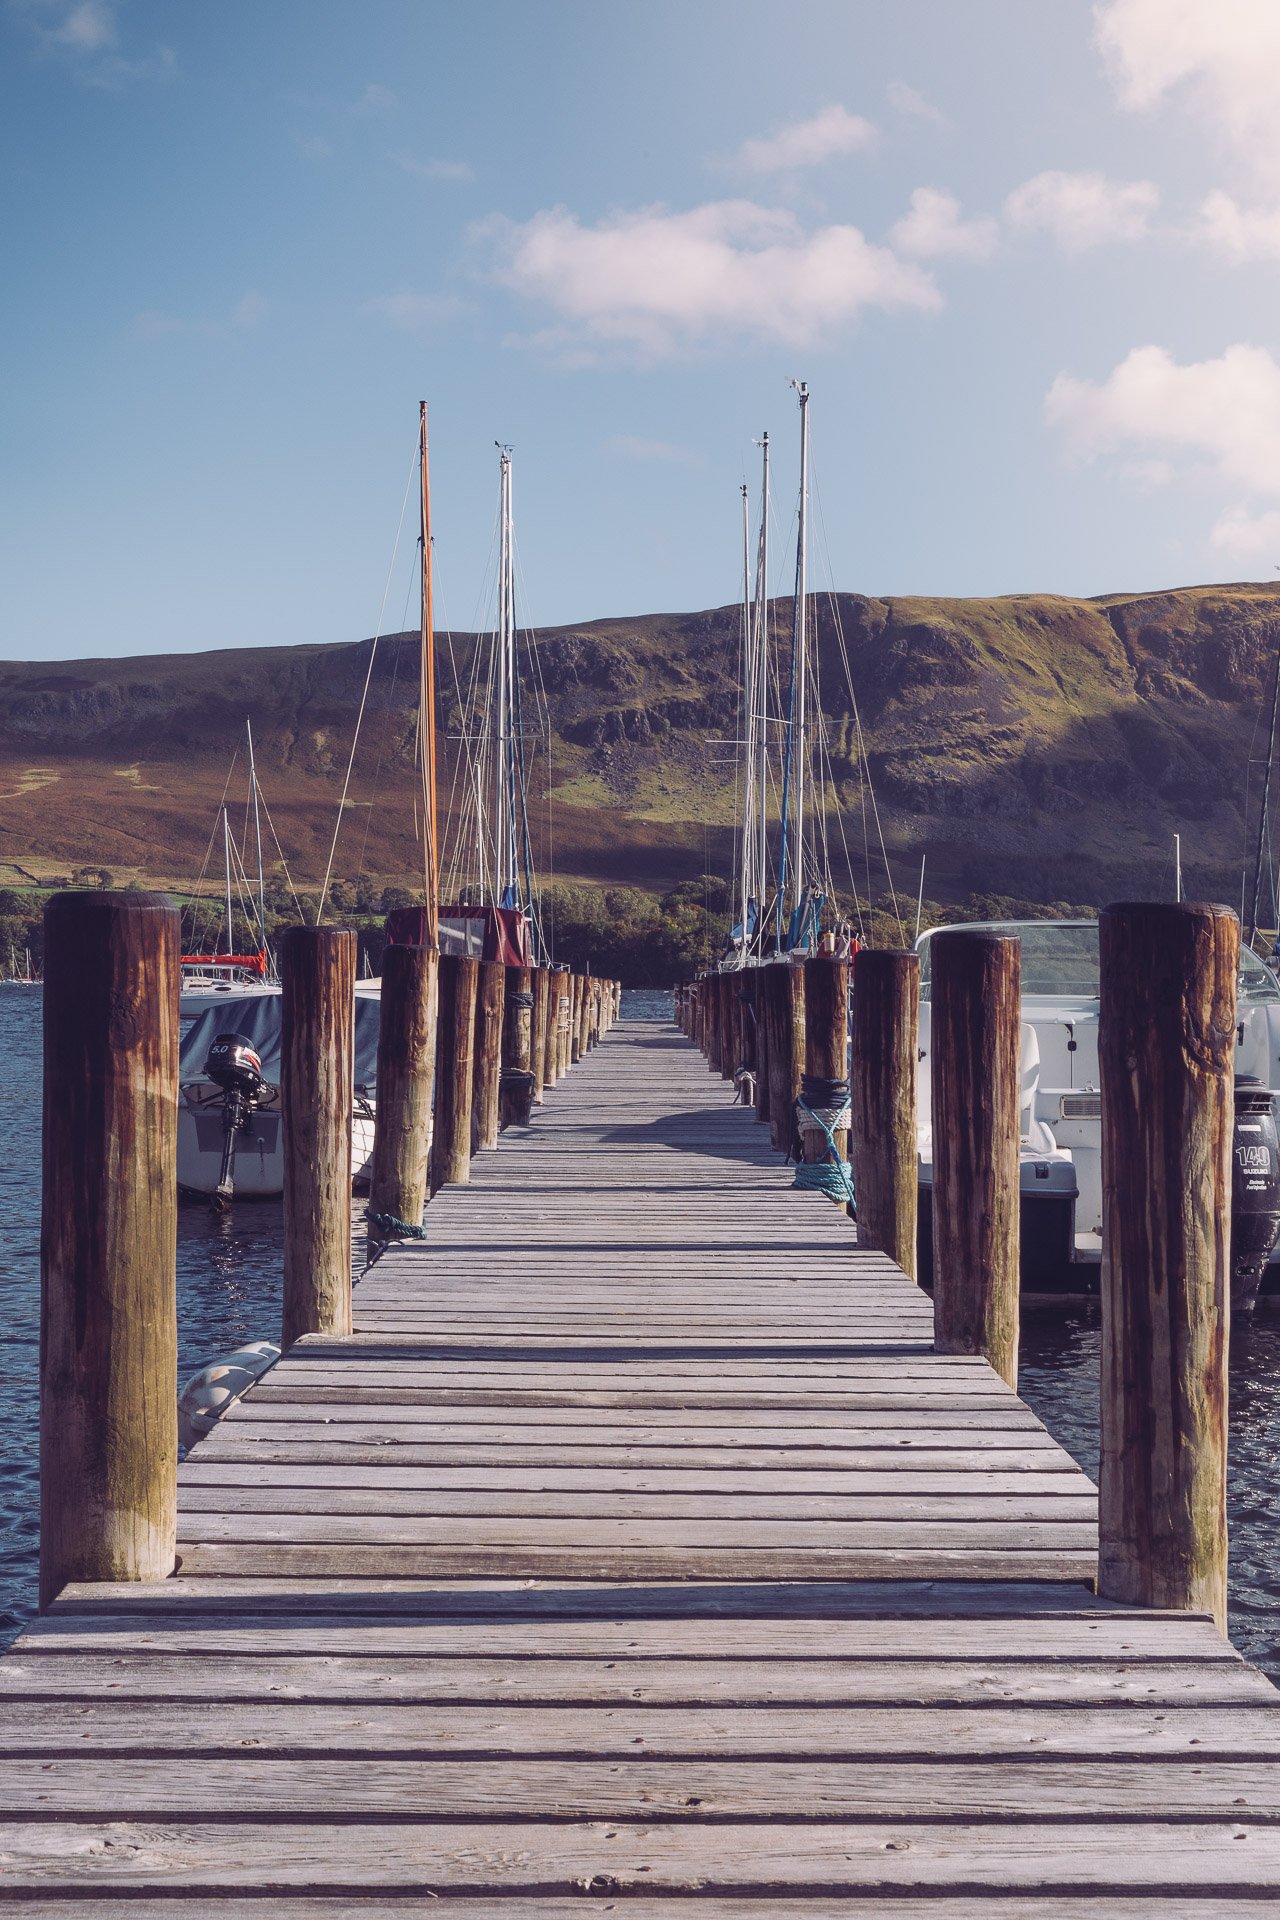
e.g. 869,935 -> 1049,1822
918,919 -> 1280,1004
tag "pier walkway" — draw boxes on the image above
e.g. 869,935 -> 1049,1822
5,1020 -> 1280,1907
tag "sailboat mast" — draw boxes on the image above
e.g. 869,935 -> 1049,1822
1249,642 -> 1280,946
792,380 -> 810,912
246,719 -> 267,955
737,483 -> 753,967
755,433 -> 771,948
222,806 -> 233,956
494,446 -> 519,906
419,403 -> 440,947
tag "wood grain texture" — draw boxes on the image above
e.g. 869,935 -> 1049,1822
930,930 -> 1020,1389
471,960 -> 505,1153
850,947 -> 920,1277
367,941 -> 437,1231
430,955 -> 478,1192
39,890 -> 180,1605
12,1015 -> 1280,1906
280,925 -> 355,1347
529,966 -> 550,1102
1098,902 -> 1236,1629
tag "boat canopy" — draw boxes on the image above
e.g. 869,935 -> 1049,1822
180,992 -> 382,1092
386,903 -> 532,965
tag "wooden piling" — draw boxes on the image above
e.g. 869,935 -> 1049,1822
368,942 -> 437,1232
576,974 -> 592,1061
471,960 -> 505,1152
430,954 -> 479,1193
752,965 -> 771,1126
800,956 -> 850,1172
1098,901 -> 1236,1629
281,925 -> 356,1348
500,964 -> 535,1129
762,961 -> 805,1156
40,890 -> 180,1606
530,966 -> 550,1103
556,972 -> 573,1080
720,974 -> 737,1081
850,948 -> 920,1279
930,929 -> 1020,1389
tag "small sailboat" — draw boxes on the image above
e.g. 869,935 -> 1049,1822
180,725 -> 278,1016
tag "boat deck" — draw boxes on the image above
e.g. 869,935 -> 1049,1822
6,1020 -> 1280,1909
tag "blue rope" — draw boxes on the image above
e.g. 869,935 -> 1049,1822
365,1207 -> 427,1241
792,1099 -> 857,1210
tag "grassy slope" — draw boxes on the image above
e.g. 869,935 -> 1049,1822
1,581 -> 1277,908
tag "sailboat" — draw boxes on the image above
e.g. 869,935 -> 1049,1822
415,442 -> 545,966
176,401 -> 446,1198
179,732 -> 277,1016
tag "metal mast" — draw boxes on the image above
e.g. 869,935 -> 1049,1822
494,445 -> 519,908
246,719 -> 267,960
755,431 -> 770,935
419,402 -> 440,946
221,807 -> 233,955
792,380 -> 810,910
736,483 -> 753,966
1249,641 -> 1280,946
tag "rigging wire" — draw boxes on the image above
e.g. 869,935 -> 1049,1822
316,432 -> 419,924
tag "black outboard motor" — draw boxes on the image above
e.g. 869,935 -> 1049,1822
203,1032 -> 265,1206
1231,1076 -> 1280,1316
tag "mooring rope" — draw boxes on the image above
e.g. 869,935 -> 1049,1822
365,1207 -> 428,1242
792,1096 -> 857,1210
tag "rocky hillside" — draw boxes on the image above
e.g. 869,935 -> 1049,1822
1,581 -> 1277,910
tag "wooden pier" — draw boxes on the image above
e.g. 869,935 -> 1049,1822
7,1014 -> 1280,1907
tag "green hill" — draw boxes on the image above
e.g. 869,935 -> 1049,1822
1,581 -> 1277,917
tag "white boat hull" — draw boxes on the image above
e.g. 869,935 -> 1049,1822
178,1088 -> 377,1199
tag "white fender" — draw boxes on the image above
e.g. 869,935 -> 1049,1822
178,1339 -> 280,1449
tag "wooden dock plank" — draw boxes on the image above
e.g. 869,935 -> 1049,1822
6,1017 -> 1279,1908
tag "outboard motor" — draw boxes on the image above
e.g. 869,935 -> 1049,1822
203,1031 -> 265,1206
1231,1077 -> 1280,1316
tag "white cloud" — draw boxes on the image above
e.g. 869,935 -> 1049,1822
132,291 -> 268,341
13,0 -> 172,83
350,81 -> 397,115
733,105 -> 875,174
1095,0 -> 1280,189
479,199 -> 939,360
362,292 -> 469,330
1004,169 -> 1159,250
1045,346 -> 1280,521
1211,505 -> 1280,556
887,81 -> 949,130
891,187 -> 997,261
609,436 -> 694,464
1192,188 -> 1280,261
399,154 -> 475,184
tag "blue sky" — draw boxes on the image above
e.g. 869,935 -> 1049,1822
4,0 -> 1280,659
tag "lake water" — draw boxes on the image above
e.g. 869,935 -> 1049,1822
2,982 -> 1278,1683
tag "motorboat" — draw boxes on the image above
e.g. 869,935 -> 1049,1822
913,917 -> 1280,1304
177,987 -> 381,1200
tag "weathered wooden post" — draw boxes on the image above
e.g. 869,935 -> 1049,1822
471,960 -> 505,1152
500,964 -> 535,1128
368,941 -> 437,1234
41,891 -> 180,1606
555,971 -> 573,1079
430,954 -> 479,1192
720,974 -> 738,1081
576,973 -> 592,1061
1098,901 -> 1236,1629
850,948 -> 920,1278
930,930 -> 1020,1389
752,965 -> 771,1126
799,956 -> 852,1192
530,966 -> 550,1104
762,961 -> 806,1155
281,925 -> 356,1348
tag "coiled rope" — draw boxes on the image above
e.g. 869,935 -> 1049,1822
365,1207 -> 428,1242
792,1077 -> 857,1211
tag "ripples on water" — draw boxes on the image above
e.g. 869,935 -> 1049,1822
2,984 -> 1277,1680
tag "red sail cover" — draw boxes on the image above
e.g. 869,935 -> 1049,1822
181,950 -> 268,975
385,904 -> 531,966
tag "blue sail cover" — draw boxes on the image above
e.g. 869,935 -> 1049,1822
180,992 -> 383,1094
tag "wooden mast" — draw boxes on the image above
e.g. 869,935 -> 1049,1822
419,401 -> 439,948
